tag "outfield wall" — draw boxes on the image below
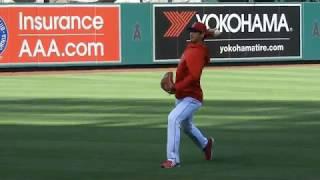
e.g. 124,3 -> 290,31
303,3 -> 320,61
0,3 -> 319,68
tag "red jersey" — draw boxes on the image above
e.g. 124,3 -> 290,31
174,42 -> 210,102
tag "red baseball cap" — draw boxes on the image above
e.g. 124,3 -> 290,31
188,22 -> 212,38
188,22 -> 208,33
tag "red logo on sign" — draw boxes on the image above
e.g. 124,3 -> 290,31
163,11 -> 196,38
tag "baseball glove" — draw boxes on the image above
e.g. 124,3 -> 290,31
160,72 -> 175,94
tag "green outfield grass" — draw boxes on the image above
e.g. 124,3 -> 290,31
0,66 -> 320,180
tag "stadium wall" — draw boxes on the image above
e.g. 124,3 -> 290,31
303,3 -> 320,61
0,3 -> 319,69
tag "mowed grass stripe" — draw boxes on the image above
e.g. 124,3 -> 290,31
0,66 -> 319,180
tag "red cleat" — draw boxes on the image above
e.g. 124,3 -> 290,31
160,160 -> 180,168
203,137 -> 214,160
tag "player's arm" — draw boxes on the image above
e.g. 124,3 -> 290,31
174,49 -> 206,91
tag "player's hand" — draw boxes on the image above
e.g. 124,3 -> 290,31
208,28 -> 222,38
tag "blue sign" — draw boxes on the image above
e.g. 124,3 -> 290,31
0,17 -> 8,56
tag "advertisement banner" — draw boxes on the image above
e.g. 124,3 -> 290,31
0,5 -> 120,66
153,4 -> 301,62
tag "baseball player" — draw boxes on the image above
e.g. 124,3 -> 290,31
160,22 -> 218,168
